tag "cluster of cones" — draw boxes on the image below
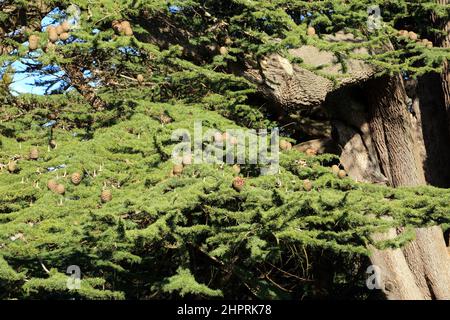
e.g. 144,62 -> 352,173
206,36 -> 232,56
397,30 -> 433,48
28,21 -> 71,51
6,146 -> 112,203
6,147 -> 39,173
47,171 -> 112,203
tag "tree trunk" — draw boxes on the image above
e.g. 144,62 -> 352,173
363,74 -> 450,300
365,74 -> 425,187
434,0 -> 450,130
415,73 -> 450,187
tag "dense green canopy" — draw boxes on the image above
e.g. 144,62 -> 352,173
0,0 -> 449,299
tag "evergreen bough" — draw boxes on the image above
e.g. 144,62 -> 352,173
0,0 -> 449,299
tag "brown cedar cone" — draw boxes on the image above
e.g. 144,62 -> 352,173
112,20 -> 122,33
219,46 -> 228,55
232,177 -> 245,192
47,179 -> 58,191
172,164 -> 184,176
55,184 -> 65,195
47,26 -> 58,43
229,136 -> 238,146
338,169 -> 347,179
29,147 -> 39,160
28,35 -> 40,51
303,179 -> 313,191
307,26 -> 316,36
101,190 -> 112,203
136,74 -> 144,84
121,21 -> 131,29
279,140 -> 292,151
182,154 -> 192,165
61,21 -> 71,32
55,24 -> 64,35
121,21 -> 133,36
305,148 -> 317,156
408,31 -> 418,41
49,139 -> 57,149
331,165 -> 340,175
398,30 -> 408,37
59,32 -> 70,41
7,161 -> 17,173
159,113 -> 173,124
422,39 -> 433,48
71,172 -> 82,185
214,132 -> 224,143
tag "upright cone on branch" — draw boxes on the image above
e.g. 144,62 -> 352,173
7,161 -> 17,173
219,46 -> 228,56
121,21 -> 133,36
47,26 -> 58,43
279,140 -> 292,151
112,20 -> 122,33
232,177 -> 245,192
408,31 -> 418,41
331,165 -> 340,175
307,26 -> 316,36
49,139 -> 57,149
28,35 -> 40,51
338,169 -> 347,179
398,30 -> 409,37
59,32 -> 70,41
55,25 -> 64,35
61,21 -> 71,32
305,148 -> 317,156
172,164 -> 184,176
181,154 -> 192,166
71,172 -> 82,185
303,179 -> 313,191
47,179 -> 58,191
55,184 -> 65,195
101,190 -> 112,203
29,147 -> 39,160
232,164 -> 241,175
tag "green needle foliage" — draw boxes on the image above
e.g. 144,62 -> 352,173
0,0 -> 449,299
1,101 -> 449,299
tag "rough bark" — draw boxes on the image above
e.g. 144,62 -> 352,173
433,0 -> 450,130
365,74 -> 426,187
402,226 -> 450,299
241,32 -> 376,111
369,227 -> 425,300
324,86 -> 388,184
415,73 -> 450,187
363,74 -> 450,300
